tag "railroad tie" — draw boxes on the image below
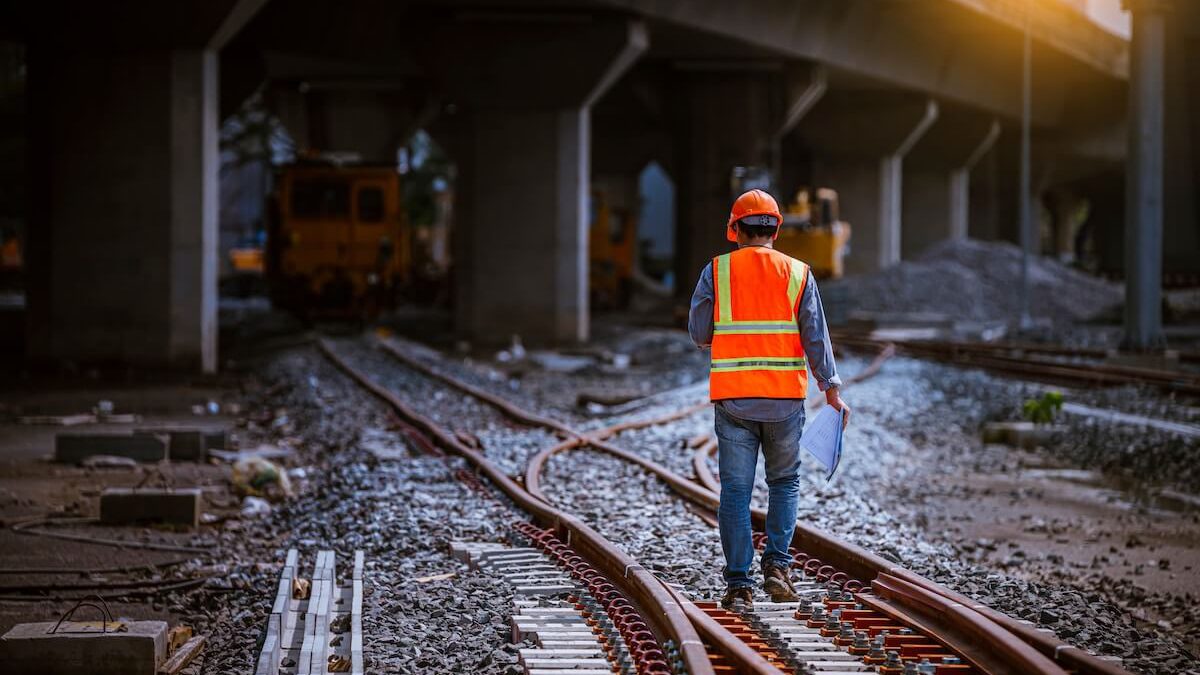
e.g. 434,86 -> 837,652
255,549 -> 365,675
450,539 -> 637,675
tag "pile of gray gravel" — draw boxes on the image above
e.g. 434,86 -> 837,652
827,238 -> 1122,324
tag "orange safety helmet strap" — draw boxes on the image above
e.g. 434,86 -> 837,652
726,189 -> 784,243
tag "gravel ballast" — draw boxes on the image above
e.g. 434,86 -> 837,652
171,347 -> 529,674
171,332 -> 1197,675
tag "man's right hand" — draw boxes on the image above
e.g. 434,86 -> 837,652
825,387 -> 851,429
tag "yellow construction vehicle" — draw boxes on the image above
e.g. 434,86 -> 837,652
268,163 -> 411,316
775,187 -> 851,279
229,245 -> 264,274
588,191 -> 636,309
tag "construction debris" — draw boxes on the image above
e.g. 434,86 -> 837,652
157,635 -> 205,675
80,455 -> 140,470
231,457 -> 294,500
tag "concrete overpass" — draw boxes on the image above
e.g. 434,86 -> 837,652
3,0 -> 1194,369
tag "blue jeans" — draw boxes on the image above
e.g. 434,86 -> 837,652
714,404 -> 804,589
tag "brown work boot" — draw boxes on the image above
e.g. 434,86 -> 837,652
762,565 -> 799,602
720,586 -> 754,610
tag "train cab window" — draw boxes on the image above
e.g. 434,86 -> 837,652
357,187 -> 385,223
291,180 -> 349,219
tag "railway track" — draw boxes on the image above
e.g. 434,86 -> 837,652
831,332 -> 1200,396
313,335 -> 1133,675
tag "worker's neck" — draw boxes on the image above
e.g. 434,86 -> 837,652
737,237 -> 774,248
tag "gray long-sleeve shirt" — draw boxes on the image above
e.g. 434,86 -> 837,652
688,248 -> 842,422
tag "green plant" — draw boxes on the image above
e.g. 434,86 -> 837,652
1022,391 -> 1064,425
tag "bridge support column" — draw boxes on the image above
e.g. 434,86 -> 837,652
426,17 -> 646,343
1123,0 -> 1169,349
949,121 -> 1002,242
453,108 -> 592,342
26,48 -> 219,371
799,93 -> 944,274
879,100 -> 938,268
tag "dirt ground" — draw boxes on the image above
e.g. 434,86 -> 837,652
929,452 -> 1200,593
0,381 -> 243,638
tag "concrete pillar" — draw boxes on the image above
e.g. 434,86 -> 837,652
26,48 -> 219,371
949,121 -> 1001,241
879,100 -> 938,268
1122,0 -> 1169,349
172,51 -> 220,372
797,92 -> 943,275
427,17 -> 647,343
455,108 -> 590,342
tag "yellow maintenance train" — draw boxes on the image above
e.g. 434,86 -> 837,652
266,163 -> 412,317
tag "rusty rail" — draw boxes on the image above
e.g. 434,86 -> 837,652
317,339 -> 717,674
375,335 -> 1133,675
694,423 -> 1132,675
866,574 -> 1065,675
833,332 -> 1200,395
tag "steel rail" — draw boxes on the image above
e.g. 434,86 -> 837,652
833,333 -> 1200,394
316,339 -> 716,675
531,423 -> 1070,673
847,335 -> 1200,365
661,585 -> 780,675
696,427 -> 1132,667
866,574 -> 1065,675
694,423 -> 1132,675
376,336 -> 1132,675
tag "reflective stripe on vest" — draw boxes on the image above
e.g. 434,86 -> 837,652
712,321 -> 799,335
709,247 -> 809,401
711,357 -> 808,371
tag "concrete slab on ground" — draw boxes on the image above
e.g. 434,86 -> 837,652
54,433 -> 167,463
133,428 -> 228,461
0,619 -> 167,675
99,488 -> 202,528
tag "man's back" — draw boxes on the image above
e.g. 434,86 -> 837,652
687,189 -> 850,609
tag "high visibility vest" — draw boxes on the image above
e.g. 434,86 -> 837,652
710,247 -> 809,401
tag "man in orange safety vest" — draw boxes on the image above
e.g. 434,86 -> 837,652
688,189 -> 851,609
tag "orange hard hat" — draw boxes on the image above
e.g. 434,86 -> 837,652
726,189 -> 783,242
